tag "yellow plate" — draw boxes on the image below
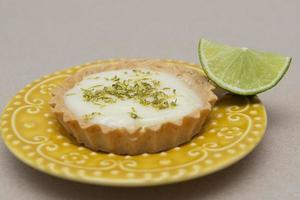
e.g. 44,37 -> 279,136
0,59 -> 267,187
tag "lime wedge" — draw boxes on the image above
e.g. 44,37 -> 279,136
198,38 -> 291,95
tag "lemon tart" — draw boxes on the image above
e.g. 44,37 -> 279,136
49,60 -> 217,155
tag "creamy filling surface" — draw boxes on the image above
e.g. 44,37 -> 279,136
64,68 -> 202,129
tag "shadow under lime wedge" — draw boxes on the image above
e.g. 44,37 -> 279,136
198,38 -> 292,95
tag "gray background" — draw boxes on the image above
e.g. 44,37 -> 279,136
1,0 -> 299,199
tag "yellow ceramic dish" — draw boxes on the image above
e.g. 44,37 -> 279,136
0,59 -> 267,186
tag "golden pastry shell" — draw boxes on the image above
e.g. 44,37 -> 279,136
49,59 -> 217,155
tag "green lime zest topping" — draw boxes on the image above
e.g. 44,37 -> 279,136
129,107 -> 140,119
82,112 -> 101,121
81,69 -> 178,110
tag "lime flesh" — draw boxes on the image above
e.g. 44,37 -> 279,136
198,39 -> 291,95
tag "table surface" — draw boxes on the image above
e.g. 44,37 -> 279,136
1,0 -> 299,199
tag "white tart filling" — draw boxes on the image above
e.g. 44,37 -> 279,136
64,69 -> 203,129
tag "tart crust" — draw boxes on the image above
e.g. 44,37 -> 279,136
49,59 -> 217,155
